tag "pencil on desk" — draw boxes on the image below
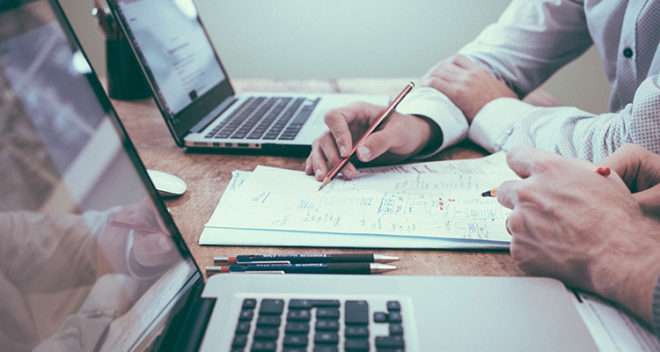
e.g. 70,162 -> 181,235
318,82 -> 416,191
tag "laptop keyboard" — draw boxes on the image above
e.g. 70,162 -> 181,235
231,298 -> 406,352
205,96 -> 320,142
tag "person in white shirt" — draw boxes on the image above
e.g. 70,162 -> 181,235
304,0 -> 660,180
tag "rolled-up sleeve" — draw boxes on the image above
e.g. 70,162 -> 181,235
459,0 -> 593,97
469,74 -> 660,161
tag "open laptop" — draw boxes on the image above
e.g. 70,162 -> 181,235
0,1 -> 598,351
105,0 -> 387,154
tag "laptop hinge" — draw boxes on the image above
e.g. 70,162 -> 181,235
189,97 -> 237,134
155,278 -> 217,352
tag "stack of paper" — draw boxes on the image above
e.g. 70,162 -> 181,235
200,153 -> 518,249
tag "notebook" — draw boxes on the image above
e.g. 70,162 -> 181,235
200,153 -> 517,248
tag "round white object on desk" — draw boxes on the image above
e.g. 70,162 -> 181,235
147,169 -> 187,198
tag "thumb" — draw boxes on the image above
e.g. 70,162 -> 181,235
356,129 -> 397,162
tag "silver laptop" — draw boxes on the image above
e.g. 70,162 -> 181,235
0,1 -> 597,350
106,0 -> 387,154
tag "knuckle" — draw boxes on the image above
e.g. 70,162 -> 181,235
507,211 -> 526,235
323,111 -> 338,124
515,186 -> 536,204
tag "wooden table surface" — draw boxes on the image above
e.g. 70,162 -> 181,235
112,79 -> 522,278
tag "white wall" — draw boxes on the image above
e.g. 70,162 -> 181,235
63,0 -> 611,113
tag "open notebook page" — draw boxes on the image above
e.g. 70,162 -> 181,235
207,153 -> 517,242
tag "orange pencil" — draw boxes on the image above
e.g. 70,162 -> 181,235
318,82 -> 415,191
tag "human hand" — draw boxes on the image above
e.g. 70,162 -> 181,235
602,144 -> 660,216
496,146 -> 660,324
305,102 -> 438,181
423,55 -> 517,122
97,199 -> 177,278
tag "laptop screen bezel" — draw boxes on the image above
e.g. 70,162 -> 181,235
107,0 -> 236,146
41,1 -> 207,349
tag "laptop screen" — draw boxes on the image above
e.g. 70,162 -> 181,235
0,1 -> 198,351
111,0 -> 234,141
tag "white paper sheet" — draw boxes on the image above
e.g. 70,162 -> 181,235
203,154 -> 515,246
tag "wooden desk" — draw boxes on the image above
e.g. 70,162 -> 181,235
112,79 -> 522,277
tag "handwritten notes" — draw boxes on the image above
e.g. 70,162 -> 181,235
206,153 -> 517,243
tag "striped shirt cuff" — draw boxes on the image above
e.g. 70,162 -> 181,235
653,275 -> 660,337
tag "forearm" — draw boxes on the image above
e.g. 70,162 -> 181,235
589,224 -> 660,326
459,0 -> 591,96
469,75 -> 660,162
0,212 -> 101,292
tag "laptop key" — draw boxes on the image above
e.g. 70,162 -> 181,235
257,316 -> 281,327
389,324 -> 404,336
314,332 -> 339,344
251,340 -> 276,352
313,346 -> 338,352
310,300 -> 341,308
254,327 -> 279,340
288,299 -> 312,310
236,322 -> 251,334
287,309 -> 311,322
315,319 -> 339,331
388,311 -> 402,323
232,334 -> 248,348
373,312 -> 388,323
345,300 -> 369,325
239,310 -> 254,321
386,300 -> 401,311
283,334 -> 308,347
243,299 -> 257,309
285,322 -> 310,334
344,338 -> 369,352
375,336 -> 405,349
316,308 -> 340,319
345,326 -> 369,338
259,299 -> 285,315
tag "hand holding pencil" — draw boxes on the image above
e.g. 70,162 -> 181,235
305,82 -> 440,182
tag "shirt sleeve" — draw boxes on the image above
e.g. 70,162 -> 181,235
459,0 -> 593,97
468,74 -> 660,162
396,85 -> 468,158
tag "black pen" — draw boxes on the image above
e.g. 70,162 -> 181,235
205,263 -> 397,275
214,253 -> 399,265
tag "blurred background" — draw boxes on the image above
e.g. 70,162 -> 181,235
61,0 -> 611,113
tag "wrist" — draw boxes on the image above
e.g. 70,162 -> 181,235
589,219 -> 660,324
411,114 -> 443,156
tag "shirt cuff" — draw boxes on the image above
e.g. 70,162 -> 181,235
468,97 -> 536,153
396,86 -> 468,158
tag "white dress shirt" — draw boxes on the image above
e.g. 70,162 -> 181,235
397,0 -> 660,162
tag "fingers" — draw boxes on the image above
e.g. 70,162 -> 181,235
426,76 -> 457,97
356,128 -> 399,162
324,102 -> 384,158
452,54 -> 478,69
324,110 -> 354,158
602,144 -> 660,192
505,146 -> 561,178
633,184 -> 660,215
496,180 -> 522,209
306,133 -> 359,180
308,141 -> 328,181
